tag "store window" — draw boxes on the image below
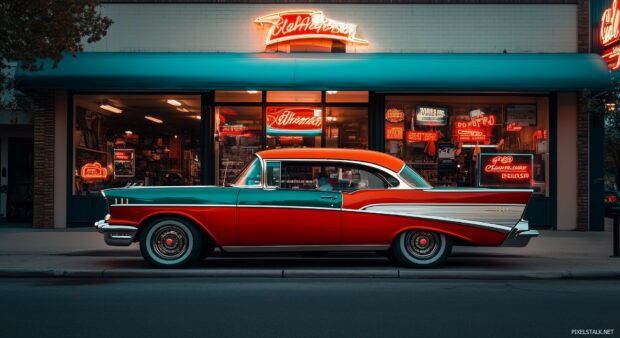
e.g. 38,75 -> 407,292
214,90 -> 370,186
384,95 -> 549,195
73,94 -> 201,196
325,107 -> 368,149
215,106 -> 262,186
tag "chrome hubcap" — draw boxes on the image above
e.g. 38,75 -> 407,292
152,226 -> 188,260
405,231 -> 440,259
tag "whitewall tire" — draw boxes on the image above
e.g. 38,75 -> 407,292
140,218 -> 203,268
393,230 -> 452,268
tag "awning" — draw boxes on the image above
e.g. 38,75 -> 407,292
15,52 -> 612,92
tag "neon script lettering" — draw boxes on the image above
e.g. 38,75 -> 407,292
255,10 -> 368,46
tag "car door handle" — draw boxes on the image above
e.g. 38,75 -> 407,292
320,196 -> 337,200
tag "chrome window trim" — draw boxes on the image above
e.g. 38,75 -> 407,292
237,204 -> 342,211
260,158 -> 412,190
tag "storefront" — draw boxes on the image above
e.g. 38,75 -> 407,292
13,1 -> 612,230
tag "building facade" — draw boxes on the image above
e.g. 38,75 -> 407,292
5,0 -> 613,231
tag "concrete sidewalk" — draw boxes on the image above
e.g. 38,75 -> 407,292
0,222 -> 619,279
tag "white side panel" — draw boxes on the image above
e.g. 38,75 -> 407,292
88,4 -> 577,53
556,92 -> 578,230
363,204 -> 525,227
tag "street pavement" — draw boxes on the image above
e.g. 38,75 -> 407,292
0,278 -> 618,338
0,219 -> 619,279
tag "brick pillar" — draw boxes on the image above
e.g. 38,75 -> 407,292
577,0 -> 590,53
575,0 -> 590,231
576,94 -> 589,231
30,90 -> 55,228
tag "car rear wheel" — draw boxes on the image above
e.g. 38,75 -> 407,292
140,217 -> 203,268
392,230 -> 452,267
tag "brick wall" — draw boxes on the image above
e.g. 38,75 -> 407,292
29,90 -> 55,228
576,0 -> 589,231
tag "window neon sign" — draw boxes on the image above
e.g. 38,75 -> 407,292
478,154 -> 533,188
255,10 -> 368,46
406,131 -> 438,143
220,124 -> 250,137
385,126 -> 404,140
601,0 -> 620,70
385,108 -> 405,123
80,161 -> 108,181
266,107 -> 322,136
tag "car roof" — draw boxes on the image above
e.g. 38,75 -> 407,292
256,148 -> 405,173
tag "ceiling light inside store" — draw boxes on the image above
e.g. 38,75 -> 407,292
125,130 -> 133,135
166,99 -> 182,106
326,91 -> 338,95
326,116 -> 337,122
176,107 -> 190,113
145,115 -> 163,124
191,115 -> 201,120
247,90 -> 259,94
100,104 -> 122,114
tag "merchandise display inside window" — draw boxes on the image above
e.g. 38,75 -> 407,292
73,95 -> 201,196
385,95 -> 549,195
215,91 -> 370,186
215,106 -> 262,186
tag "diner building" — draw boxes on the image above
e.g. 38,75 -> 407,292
3,0 -> 614,231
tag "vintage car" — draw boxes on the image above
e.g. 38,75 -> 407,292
95,148 -> 538,268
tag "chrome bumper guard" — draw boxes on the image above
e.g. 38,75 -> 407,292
502,219 -> 539,247
94,216 -> 138,246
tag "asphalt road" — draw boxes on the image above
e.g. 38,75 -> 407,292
0,278 -> 618,338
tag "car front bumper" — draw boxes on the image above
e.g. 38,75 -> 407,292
501,220 -> 539,247
94,215 -> 138,246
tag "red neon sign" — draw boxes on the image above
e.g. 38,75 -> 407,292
221,124 -> 250,137
453,126 -> 488,142
506,123 -> 524,132
255,10 -> 368,46
385,108 -> 405,123
385,126 -> 404,140
406,131 -> 438,143
266,107 -> 322,135
80,161 -> 108,181
479,154 -> 533,188
601,0 -> 620,70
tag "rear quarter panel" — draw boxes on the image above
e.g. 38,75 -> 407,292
341,188 -> 532,246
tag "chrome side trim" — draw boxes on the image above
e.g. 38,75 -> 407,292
424,188 -> 534,193
222,244 -> 390,253
110,204 -> 236,208
237,204 -> 342,211
94,220 -> 138,246
360,203 -> 526,227
341,208 -> 512,233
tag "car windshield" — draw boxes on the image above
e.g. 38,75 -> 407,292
233,158 -> 262,187
399,164 -> 432,188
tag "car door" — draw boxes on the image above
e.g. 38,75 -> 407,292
236,160 -> 342,247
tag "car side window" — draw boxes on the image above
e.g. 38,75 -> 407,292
266,161 -> 281,187
279,161 -> 391,192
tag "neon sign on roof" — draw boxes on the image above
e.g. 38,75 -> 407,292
600,0 -> 620,70
255,10 -> 368,46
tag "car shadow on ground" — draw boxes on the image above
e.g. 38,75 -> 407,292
74,250 -> 532,270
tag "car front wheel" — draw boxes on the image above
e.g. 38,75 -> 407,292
140,217 -> 203,268
393,230 -> 452,267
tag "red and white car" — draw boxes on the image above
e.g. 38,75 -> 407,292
95,148 -> 538,268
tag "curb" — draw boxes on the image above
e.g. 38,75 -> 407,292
1,268 -> 620,280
